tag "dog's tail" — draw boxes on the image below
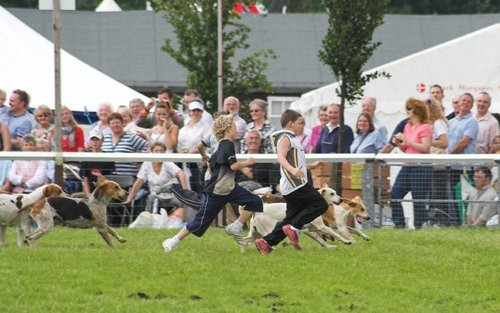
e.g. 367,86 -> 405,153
17,199 -> 46,215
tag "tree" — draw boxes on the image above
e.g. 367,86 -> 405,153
318,0 -> 389,191
153,0 -> 276,112
319,0 -> 389,152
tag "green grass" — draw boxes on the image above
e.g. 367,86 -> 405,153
0,226 -> 499,313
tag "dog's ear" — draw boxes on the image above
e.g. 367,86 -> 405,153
44,184 -> 62,197
321,182 -> 329,189
348,200 -> 358,208
353,195 -> 361,201
96,174 -> 106,184
93,185 -> 104,200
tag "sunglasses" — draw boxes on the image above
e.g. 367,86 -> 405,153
36,113 -> 49,118
250,110 -> 262,113
190,109 -> 202,112
405,107 -> 413,112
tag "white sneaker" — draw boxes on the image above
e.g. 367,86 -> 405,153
225,222 -> 243,237
162,237 -> 178,253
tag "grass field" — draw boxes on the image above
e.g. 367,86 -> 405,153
0,226 -> 499,313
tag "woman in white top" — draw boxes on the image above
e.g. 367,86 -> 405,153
149,103 -> 179,153
87,102 -> 113,148
427,98 -> 451,225
177,100 -> 212,193
126,142 -> 188,223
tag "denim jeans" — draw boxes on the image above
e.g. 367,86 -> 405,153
390,165 -> 433,228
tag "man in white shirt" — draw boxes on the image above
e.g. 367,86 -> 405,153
223,96 -> 246,153
474,92 -> 499,153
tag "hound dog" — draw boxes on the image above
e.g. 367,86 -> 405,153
24,175 -> 127,248
307,195 -> 372,246
239,185 -> 361,252
0,184 -> 63,247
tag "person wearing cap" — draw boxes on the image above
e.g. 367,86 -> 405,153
182,90 -> 213,126
79,129 -> 115,197
177,100 -> 212,193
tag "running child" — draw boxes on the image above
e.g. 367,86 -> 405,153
255,109 -> 328,255
162,113 -> 263,252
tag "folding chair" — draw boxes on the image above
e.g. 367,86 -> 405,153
105,175 -> 136,227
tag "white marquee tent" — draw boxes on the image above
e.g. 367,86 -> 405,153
291,23 -> 500,134
0,6 -> 148,123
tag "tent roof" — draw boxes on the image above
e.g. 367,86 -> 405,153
95,0 -> 122,12
291,23 -> 500,135
0,6 -> 147,113
292,23 -> 500,115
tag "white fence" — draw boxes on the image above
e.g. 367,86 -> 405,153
1,152 -> 499,228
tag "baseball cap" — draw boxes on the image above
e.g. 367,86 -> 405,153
89,129 -> 103,140
188,100 -> 204,111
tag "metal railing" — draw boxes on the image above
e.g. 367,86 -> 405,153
1,152 -> 499,228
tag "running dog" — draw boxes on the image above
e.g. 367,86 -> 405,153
24,175 -> 127,248
239,185 -> 360,252
0,184 -> 63,247
309,195 -> 372,245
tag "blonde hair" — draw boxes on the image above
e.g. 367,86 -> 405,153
213,113 -> 234,140
61,105 -> 79,129
426,99 -> 446,123
34,105 -> 52,120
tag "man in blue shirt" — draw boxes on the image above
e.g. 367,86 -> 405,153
313,103 -> 353,153
7,89 -> 34,151
447,92 -> 479,226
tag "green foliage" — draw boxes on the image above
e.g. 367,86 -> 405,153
1,227 -> 499,312
318,0 -> 389,161
153,0 -> 276,112
319,0 -> 390,107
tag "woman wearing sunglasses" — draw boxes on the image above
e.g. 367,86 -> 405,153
390,98 -> 433,229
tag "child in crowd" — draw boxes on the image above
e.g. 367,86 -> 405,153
162,113 -> 263,252
1,135 -> 48,193
255,109 -> 328,255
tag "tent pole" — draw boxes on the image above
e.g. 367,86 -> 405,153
217,0 -> 223,111
53,0 -> 63,186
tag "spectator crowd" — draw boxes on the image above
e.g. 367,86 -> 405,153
0,84 -> 498,228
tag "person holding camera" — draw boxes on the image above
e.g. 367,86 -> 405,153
139,87 -> 184,129
149,103 -> 179,153
390,98 -> 433,229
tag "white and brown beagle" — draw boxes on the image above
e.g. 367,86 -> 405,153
0,183 -> 63,247
25,175 -> 127,248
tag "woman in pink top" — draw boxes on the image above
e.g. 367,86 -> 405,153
309,104 -> 329,153
390,98 -> 432,229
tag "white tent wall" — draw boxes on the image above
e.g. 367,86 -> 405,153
0,6 -> 148,123
292,23 -> 500,135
